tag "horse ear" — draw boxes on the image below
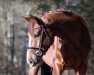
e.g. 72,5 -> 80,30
22,15 -> 42,27
22,16 -> 32,22
22,15 -> 38,22
30,15 -> 41,24
22,15 -> 37,26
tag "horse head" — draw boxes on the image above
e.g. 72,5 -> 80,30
23,15 -> 54,66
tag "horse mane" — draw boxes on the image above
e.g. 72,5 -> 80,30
43,10 -> 74,16
41,10 -> 82,27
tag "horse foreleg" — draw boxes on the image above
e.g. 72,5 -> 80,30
52,59 -> 64,75
28,64 -> 41,75
52,61 -> 60,75
75,63 -> 88,75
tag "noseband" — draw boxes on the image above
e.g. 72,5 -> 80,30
27,23 -> 52,66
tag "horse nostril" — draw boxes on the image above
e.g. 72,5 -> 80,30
29,60 -> 33,64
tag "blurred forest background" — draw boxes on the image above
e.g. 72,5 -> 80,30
0,0 -> 94,75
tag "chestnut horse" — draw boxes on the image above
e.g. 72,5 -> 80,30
23,11 -> 91,75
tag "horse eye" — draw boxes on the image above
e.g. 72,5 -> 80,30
34,34 -> 40,38
34,31 -> 41,37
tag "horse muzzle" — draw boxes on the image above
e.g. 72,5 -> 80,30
27,51 -> 43,66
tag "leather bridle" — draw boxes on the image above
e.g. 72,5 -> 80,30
27,22 -> 52,66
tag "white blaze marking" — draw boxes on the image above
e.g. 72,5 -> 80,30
28,32 -> 33,47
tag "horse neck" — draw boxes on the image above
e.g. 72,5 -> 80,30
50,25 -> 65,40
49,24 -> 73,46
